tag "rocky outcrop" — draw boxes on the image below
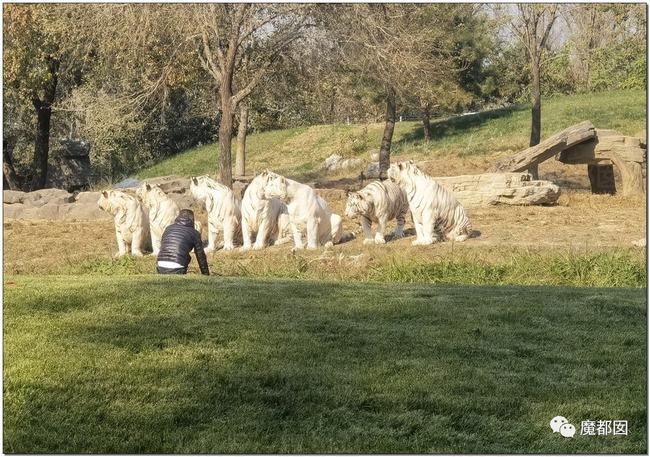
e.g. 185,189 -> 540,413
3,175 -> 205,222
4,188 -> 109,221
46,139 -> 92,192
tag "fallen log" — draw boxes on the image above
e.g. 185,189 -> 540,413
433,172 -> 560,206
492,121 -> 595,173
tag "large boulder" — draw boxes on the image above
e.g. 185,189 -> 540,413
21,188 -> 74,207
74,191 -> 103,205
168,193 -> 196,210
67,203 -> 111,221
3,190 -> 26,204
22,203 -> 66,220
3,203 -> 25,219
46,138 -> 91,192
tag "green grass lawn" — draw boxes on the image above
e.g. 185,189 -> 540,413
4,276 -> 646,453
138,89 -> 646,179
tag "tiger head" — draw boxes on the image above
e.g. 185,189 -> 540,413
345,191 -> 373,218
136,182 -> 167,208
387,160 -> 420,186
260,170 -> 288,201
97,190 -> 115,214
249,173 -> 269,200
97,190 -> 136,217
189,175 -> 212,202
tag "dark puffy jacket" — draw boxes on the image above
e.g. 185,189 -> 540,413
157,214 -> 209,275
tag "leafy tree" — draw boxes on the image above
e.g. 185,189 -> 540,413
4,4 -> 92,189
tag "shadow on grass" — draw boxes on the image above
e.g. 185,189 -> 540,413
4,278 -> 647,453
394,105 -> 523,150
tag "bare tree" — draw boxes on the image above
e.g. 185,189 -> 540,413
508,4 -> 559,178
189,4 -> 308,187
328,4 -> 459,177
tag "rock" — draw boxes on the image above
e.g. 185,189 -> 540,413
3,190 -> 26,204
21,188 -> 74,207
3,203 -> 25,219
324,154 -> 363,171
74,191 -> 103,205
36,203 -> 60,221
168,192 -> 196,210
370,152 -> 380,162
366,162 -> 381,178
66,203 -> 111,221
46,138 -> 91,192
22,203 -> 63,220
433,173 -> 561,206
324,154 -> 343,170
143,175 -> 191,194
493,121 -> 596,173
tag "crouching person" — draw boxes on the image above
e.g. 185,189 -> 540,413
157,209 -> 209,275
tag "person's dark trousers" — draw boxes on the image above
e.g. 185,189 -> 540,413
156,265 -> 188,275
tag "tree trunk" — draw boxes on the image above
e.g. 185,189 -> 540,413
235,104 -> 249,178
422,107 -> 431,142
30,58 -> 58,190
528,58 -> 542,179
3,138 -> 20,190
32,97 -> 53,190
219,83 -> 234,188
378,88 -> 396,179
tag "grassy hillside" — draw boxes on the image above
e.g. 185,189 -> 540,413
138,89 -> 646,179
4,276 -> 646,453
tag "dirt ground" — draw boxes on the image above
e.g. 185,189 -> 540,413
3,157 -> 646,275
323,156 -> 647,248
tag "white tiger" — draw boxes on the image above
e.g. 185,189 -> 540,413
98,190 -> 151,256
345,180 -> 408,245
190,175 -> 241,252
240,173 -> 292,250
387,160 -> 472,245
135,183 -> 180,255
260,171 -> 343,250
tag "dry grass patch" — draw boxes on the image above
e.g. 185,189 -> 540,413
4,188 -> 646,287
